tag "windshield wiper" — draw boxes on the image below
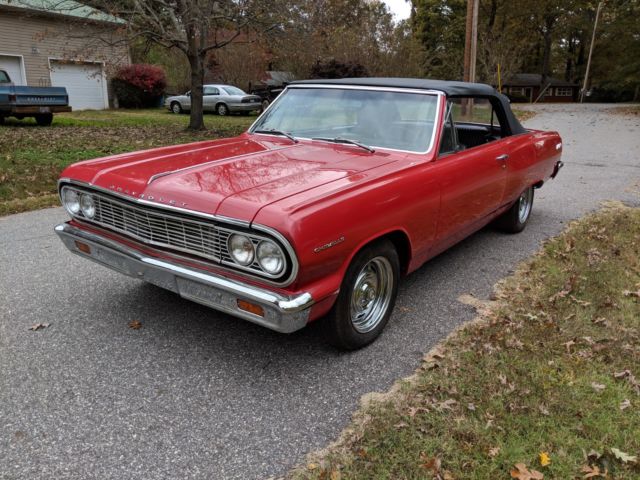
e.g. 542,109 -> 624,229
254,129 -> 298,143
311,136 -> 375,153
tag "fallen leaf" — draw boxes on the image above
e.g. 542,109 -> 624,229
307,463 -> 319,470
539,404 -> 550,416
563,339 -> 576,353
128,320 -> 142,330
539,452 -> 551,467
488,446 -> 500,457
510,462 -> 544,479
394,421 -> 408,430
611,447 -> 637,463
28,323 -> 50,331
581,464 -> 606,478
419,452 -> 441,473
330,470 -> 341,480
620,399 -> 631,410
467,403 -> 476,411
591,382 -> 605,392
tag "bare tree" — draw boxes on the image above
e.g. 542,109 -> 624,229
91,0 -> 280,129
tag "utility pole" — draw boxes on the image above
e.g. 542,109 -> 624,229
581,1 -> 604,103
463,0 -> 479,83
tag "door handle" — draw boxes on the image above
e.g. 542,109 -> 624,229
496,154 -> 509,162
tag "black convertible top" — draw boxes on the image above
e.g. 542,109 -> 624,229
290,77 -> 526,135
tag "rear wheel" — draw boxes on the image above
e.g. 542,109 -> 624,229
495,186 -> 534,233
35,113 -> 53,126
324,239 -> 399,350
261,99 -> 270,112
216,103 -> 228,116
170,102 -> 183,114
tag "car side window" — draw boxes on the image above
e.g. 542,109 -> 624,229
449,97 -> 504,150
0,70 -> 9,83
204,87 -> 219,96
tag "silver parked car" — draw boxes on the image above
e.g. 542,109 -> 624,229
164,84 -> 262,116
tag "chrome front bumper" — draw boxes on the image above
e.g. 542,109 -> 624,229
55,223 -> 314,333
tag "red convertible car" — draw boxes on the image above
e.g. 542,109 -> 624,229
55,78 -> 563,349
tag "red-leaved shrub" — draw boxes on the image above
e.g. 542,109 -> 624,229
112,64 -> 167,108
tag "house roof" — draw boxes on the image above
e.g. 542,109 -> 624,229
0,0 -> 124,24
504,73 -> 577,87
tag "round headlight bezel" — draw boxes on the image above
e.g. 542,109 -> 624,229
62,187 -> 81,215
256,240 -> 285,275
80,193 -> 96,219
228,234 -> 255,266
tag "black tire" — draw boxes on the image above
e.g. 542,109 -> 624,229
323,239 -> 400,350
170,102 -> 183,114
494,186 -> 534,233
35,113 -> 53,126
261,99 -> 270,112
216,103 -> 228,116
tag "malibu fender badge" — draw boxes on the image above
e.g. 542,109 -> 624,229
314,236 -> 345,253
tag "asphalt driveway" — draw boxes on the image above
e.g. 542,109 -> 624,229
1,104 -> 639,480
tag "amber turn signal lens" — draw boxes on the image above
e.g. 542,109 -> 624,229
74,241 -> 91,254
237,299 -> 265,317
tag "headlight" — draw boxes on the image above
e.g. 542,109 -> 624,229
228,234 -> 255,266
80,193 -> 96,218
62,187 -> 80,215
256,240 -> 285,275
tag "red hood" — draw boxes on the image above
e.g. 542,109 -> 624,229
61,134 -> 398,222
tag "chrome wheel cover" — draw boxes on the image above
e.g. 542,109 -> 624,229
350,256 -> 394,333
518,188 -> 533,223
218,105 -> 228,115
171,103 -> 181,114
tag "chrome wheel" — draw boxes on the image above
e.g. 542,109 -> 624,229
171,102 -> 181,114
217,104 -> 228,116
518,188 -> 533,223
350,257 -> 394,333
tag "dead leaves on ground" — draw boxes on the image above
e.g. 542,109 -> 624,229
510,462 -> 544,479
128,320 -> 142,330
28,322 -> 50,331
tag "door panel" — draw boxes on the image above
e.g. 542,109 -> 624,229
203,87 -> 220,110
435,141 -> 508,244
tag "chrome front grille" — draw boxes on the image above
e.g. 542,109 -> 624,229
92,194 -> 229,262
60,183 -> 297,285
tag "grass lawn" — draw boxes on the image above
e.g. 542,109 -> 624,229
294,203 -> 640,480
0,109 -> 254,216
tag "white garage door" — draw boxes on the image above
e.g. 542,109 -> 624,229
50,62 -> 108,110
0,55 -> 25,85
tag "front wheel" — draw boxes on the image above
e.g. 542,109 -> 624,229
216,103 -> 228,116
35,113 -> 53,126
495,186 -> 534,233
170,102 -> 183,114
323,239 -> 399,350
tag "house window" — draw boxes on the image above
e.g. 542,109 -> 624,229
510,87 -> 524,95
556,87 -> 573,97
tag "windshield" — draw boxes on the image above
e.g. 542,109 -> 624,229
223,86 -> 246,96
251,87 -> 439,153
0,70 -> 10,83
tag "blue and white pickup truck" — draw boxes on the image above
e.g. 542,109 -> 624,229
0,69 -> 71,126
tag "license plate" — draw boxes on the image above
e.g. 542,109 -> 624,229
39,106 -> 50,113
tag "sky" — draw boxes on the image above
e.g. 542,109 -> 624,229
381,0 -> 412,20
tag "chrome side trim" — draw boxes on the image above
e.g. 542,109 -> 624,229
55,222 -> 313,333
